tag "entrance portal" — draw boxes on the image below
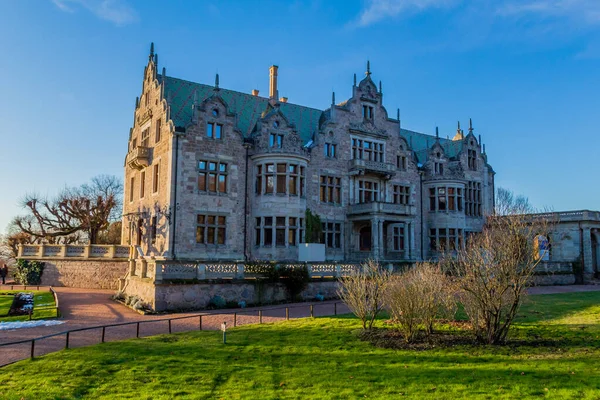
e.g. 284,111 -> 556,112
359,226 -> 372,251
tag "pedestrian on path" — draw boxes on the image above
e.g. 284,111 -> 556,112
0,263 -> 7,285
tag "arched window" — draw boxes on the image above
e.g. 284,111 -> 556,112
534,235 -> 550,261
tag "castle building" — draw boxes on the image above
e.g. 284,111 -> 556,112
121,44 -> 495,264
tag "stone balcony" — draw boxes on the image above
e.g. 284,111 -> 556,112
348,159 -> 396,178
126,146 -> 150,170
347,201 -> 416,216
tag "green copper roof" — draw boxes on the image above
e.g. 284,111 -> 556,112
159,75 -> 464,160
160,75 -> 322,143
401,129 -> 464,163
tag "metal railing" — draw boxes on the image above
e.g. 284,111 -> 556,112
0,300 -> 349,368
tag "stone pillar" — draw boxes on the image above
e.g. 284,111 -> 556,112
129,260 -> 136,276
84,245 -> 91,259
108,245 -> 116,259
17,244 -> 23,258
372,218 -> 383,261
59,245 -> 67,258
197,264 -> 206,280
583,227 -> 594,277
39,244 -> 46,258
141,259 -> 148,278
154,261 -> 163,283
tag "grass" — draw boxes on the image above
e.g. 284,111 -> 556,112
0,290 -> 58,322
2,292 -> 600,399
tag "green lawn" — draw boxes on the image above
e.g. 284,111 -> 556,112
0,290 -> 58,322
2,292 -> 600,399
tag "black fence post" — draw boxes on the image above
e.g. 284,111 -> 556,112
28,310 -> 32,321
199,315 -> 203,330
234,313 -> 237,327
101,326 -> 106,343
286,307 -> 289,320
30,340 -> 35,359
65,332 -> 70,349
334,302 -> 337,315
136,322 -> 140,338
310,304 -> 314,318
168,319 -> 172,334
259,310 -> 263,324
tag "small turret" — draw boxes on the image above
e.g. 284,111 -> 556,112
215,73 -> 220,90
149,42 -> 154,61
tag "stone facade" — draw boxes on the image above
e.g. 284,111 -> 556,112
121,44 -> 495,264
40,260 -> 128,290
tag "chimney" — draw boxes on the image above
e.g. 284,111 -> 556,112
252,89 -> 260,96
279,97 -> 288,103
269,65 -> 279,100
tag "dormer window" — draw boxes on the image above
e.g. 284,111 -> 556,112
207,122 -> 223,139
468,149 -> 477,170
270,133 -> 283,148
434,162 -> 444,175
362,105 -> 374,120
324,143 -> 337,158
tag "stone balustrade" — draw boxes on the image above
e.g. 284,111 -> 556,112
18,244 -> 132,260
348,159 -> 396,178
347,201 -> 415,216
135,261 -> 361,283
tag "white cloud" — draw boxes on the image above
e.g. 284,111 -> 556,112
497,0 -> 600,24
52,0 -> 139,26
354,0 -> 461,27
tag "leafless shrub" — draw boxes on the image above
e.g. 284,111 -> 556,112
441,188 -> 554,344
385,263 -> 457,342
337,259 -> 390,330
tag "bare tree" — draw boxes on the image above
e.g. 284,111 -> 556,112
442,188 -> 552,344
337,259 -> 390,330
13,175 -> 122,244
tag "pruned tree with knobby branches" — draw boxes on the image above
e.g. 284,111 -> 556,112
13,175 -> 122,245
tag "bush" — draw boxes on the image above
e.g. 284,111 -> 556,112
208,295 -> 226,309
337,259 -> 390,330
14,259 -> 45,285
279,265 -> 310,301
385,263 -> 456,342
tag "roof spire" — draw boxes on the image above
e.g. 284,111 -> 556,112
457,120 -> 461,131
149,42 -> 154,61
469,118 -> 474,133
353,73 -> 357,87
396,108 -> 400,121
215,73 -> 220,90
135,96 -> 139,109
436,126 -> 439,139
332,91 -> 335,105
366,60 -> 371,76
453,120 -> 465,141
483,143 -> 486,154
379,80 -> 382,93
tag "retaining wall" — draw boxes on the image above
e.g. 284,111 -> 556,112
40,260 -> 129,290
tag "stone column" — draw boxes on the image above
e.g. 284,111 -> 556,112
372,218 -> 382,261
583,227 -> 594,277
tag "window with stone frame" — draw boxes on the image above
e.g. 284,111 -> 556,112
155,118 -> 161,143
153,163 -> 160,193
206,122 -> 223,139
358,180 -> 379,203
320,176 -> 341,204
196,215 -> 226,245
269,133 -> 283,148
392,226 -> 405,251
351,138 -> 385,162
429,228 -> 464,251
256,162 -> 304,196
198,160 -> 227,193
468,149 -> 477,171
141,128 -> 150,147
362,105 -> 374,120
397,155 -> 407,170
466,181 -> 482,216
320,221 -> 342,249
429,186 -> 463,212
256,216 -> 303,247
150,216 -> 157,244
392,185 -> 410,205
140,171 -> 146,198
434,162 -> 444,175
129,176 -> 135,202
324,143 -> 337,158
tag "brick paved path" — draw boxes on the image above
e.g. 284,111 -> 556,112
0,286 -> 349,367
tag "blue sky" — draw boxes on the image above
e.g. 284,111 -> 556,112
0,0 -> 599,231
